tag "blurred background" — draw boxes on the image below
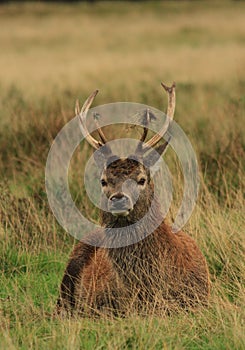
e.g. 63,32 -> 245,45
0,1 -> 244,96
0,0 -> 244,203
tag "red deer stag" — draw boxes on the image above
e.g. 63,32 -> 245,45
56,83 -> 210,316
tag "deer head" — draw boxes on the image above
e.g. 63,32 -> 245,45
76,83 -> 176,227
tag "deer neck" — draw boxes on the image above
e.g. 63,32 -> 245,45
102,199 -> 165,285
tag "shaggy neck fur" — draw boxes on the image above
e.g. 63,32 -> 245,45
100,197 -> 167,291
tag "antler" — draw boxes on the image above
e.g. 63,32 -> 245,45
93,112 -> 108,144
76,90 -> 107,150
161,82 -> 176,121
140,109 -> 157,142
77,83 -> 175,156
140,82 -> 176,152
136,108 -> 156,153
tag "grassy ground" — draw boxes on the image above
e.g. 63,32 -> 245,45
0,1 -> 244,349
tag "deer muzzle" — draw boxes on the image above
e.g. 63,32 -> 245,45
108,192 -> 133,216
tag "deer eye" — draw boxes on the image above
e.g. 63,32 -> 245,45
137,178 -> 146,186
100,179 -> 107,187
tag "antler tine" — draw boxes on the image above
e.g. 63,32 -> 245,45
76,90 -> 103,150
141,82 -> 176,151
136,109 -> 155,153
140,109 -> 151,142
161,81 -> 176,120
93,112 -> 108,144
139,125 -> 148,144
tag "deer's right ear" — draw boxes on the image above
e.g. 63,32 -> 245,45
93,149 -> 107,169
93,144 -> 113,169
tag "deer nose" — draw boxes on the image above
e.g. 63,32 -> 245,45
109,193 -> 132,214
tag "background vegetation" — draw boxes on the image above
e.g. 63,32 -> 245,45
0,1 -> 244,349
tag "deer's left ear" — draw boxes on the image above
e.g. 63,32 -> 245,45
143,139 -> 170,171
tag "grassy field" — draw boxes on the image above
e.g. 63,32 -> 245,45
0,1 -> 245,349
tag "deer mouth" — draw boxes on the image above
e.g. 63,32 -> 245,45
110,208 -> 132,217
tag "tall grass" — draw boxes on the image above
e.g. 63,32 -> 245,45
0,1 -> 244,349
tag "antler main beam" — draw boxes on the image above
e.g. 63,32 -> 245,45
76,90 -> 104,150
140,82 -> 176,152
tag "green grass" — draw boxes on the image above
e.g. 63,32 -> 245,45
0,1 -> 245,349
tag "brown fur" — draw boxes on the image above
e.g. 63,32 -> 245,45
56,157 -> 210,317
